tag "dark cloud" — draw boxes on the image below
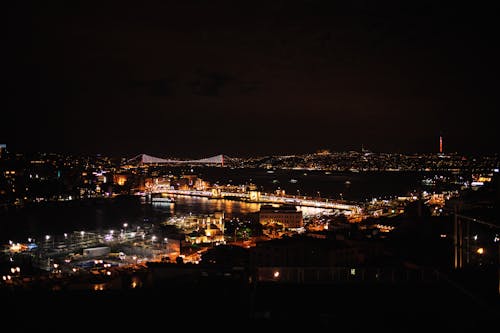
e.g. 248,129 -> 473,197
128,78 -> 177,97
5,0 -> 499,156
188,70 -> 233,97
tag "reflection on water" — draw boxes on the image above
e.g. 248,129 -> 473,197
1,194 -> 333,243
0,195 -> 263,243
1,170 -> 433,243
164,195 -> 329,218
156,195 -> 261,219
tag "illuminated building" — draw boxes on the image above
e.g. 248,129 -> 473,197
259,204 -> 303,229
113,174 -> 128,186
167,212 -> 226,245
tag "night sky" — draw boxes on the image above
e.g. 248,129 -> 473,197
6,0 -> 499,158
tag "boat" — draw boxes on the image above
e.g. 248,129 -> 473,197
421,178 -> 435,186
151,197 -> 175,203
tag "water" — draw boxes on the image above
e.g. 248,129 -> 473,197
0,169 -> 448,243
173,167 -> 437,200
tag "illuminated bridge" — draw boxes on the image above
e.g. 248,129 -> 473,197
126,153 -> 230,166
148,188 -> 363,216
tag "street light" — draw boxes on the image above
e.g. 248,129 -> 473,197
151,235 -> 157,248
123,223 -> 128,237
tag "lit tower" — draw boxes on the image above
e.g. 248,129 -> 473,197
439,135 -> 443,154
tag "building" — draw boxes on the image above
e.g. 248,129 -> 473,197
164,212 -> 226,245
0,144 -> 6,158
83,246 -> 111,258
186,211 -> 225,244
259,204 -> 303,229
250,235 -> 375,268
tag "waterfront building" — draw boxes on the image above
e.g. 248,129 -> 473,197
259,204 -> 303,229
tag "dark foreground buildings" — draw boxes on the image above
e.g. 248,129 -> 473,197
3,233 -> 498,332
2,163 -> 499,331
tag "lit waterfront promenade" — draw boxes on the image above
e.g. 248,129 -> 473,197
148,189 -> 363,216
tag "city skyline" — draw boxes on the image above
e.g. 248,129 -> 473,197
1,134 -> 497,160
6,1 -> 499,157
